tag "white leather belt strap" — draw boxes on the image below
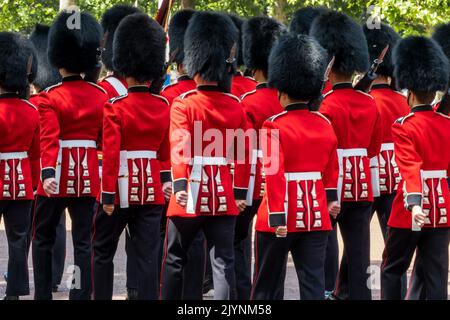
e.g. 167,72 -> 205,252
60,140 -> 96,148
105,76 -> 128,96
126,150 -> 157,159
422,170 -> 447,179
381,143 -> 394,152
187,156 -> 228,214
370,156 -> 380,197
337,148 -> 368,203
0,151 -> 28,160
246,150 -> 261,206
285,171 -> 321,181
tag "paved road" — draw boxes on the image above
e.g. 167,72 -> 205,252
0,216 -> 448,300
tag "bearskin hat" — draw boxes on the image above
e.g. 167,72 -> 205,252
168,9 -> 196,65
30,24 -> 62,90
101,4 -> 141,72
363,22 -> 400,78
184,11 -> 238,82
48,11 -> 102,74
226,13 -> 246,67
242,16 -> 285,74
393,36 -> 449,92
289,6 -> 328,35
432,23 -> 450,82
269,33 -> 327,101
310,11 -> 369,75
0,32 -> 36,92
113,13 -> 166,83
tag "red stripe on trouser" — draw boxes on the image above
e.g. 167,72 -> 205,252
159,217 -> 170,300
90,204 -> 100,300
250,232 -> 259,300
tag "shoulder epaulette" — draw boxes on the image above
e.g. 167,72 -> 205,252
436,112 -> 450,120
244,76 -> 257,82
87,81 -> 107,94
109,94 -> 128,104
44,82 -> 62,93
323,90 -> 334,99
240,89 -> 257,100
161,82 -> 177,92
180,89 -> 197,100
355,90 -> 374,99
268,111 -> 288,122
311,111 -> 331,125
395,113 -> 414,124
151,94 -> 169,105
21,99 -> 38,110
221,92 -> 241,102
393,90 -> 407,98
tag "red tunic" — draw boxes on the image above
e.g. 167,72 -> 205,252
0,93 -> 40,200
369,84 -> 410,195
388,106 -> 450,229
323,80 -> 332,95
256,103 -> 339,233
320,82 -> 382,203
241,83 -> 283,203
161,75 -> 197,105
98,75 -> 128,99
231,73 -> 257,98
37,75 -> 107,197
167,86 -> 250,218
100,86 -> 170,207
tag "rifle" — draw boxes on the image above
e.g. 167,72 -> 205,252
20,54 -> 34,100
84,31 -> 108,83
310,55 -> 335,111
437,88 -> 450,115
354,44 -> 389,93
218,42 -> 237,93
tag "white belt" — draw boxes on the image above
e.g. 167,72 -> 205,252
187,156 -> 228,214
422,170 -> 447,179
246,149 -> 263,206
60,140 -> 96,148
0,151 -> 28,160
118,150 -> 158,209
380,143 -> 394,152
285,171 -> 321,181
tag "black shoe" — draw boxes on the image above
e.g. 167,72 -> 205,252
126,288 -> 138,300
3,296 -> 19,300
202,278 -> 214,295
52,285 -> 59,293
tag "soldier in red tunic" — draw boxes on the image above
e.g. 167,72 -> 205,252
29,23 -> 66,294
0,32 -> 39,300
381,36 -> 450,300
32,11 -> 106,300
93,13 -> 169,301
161,12 -> 249,300
236,16 -> 284,300
311,11 -> 382,300
251,33 -> 340,300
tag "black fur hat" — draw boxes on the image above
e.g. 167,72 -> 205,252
242,16 -> 285,74
290,6 -> 328,35
184,11 -> 238,82
269,33 -> 327,101
30,24 -> 62,90
101,4 -> 141,71
0,32 -> 36,92
113,13 -> 166,83
168,9 -> 196,65
393,36 -> 449,92
363,22 -> 400,78
310,11 -> 369,75
226,13 -> 245,67
432,23 -> 450,82
48,11 -> 102,74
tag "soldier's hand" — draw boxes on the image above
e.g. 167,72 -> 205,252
275,226 -> 287,238
43,178 -> 58,196
328,201 -> 341,219
162,182 -> 173,201
412,205 -> 426,227
176,190 -> 188,208
235,200 -> 247,212
103,204 -> 114,216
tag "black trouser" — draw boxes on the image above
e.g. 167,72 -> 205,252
325,225 -> 339,293
381,227 -> 450,300
234,200 -> 260,300
161,215 -> 236,300
333,202 -> 372,300
92,204 -> 162,300
125,229 -> 138,291
27,201 -> 66,287
32,196 -> 95,300
406,255 -> 426,300
252,231 -> 329,300
0,200 -> 32,296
